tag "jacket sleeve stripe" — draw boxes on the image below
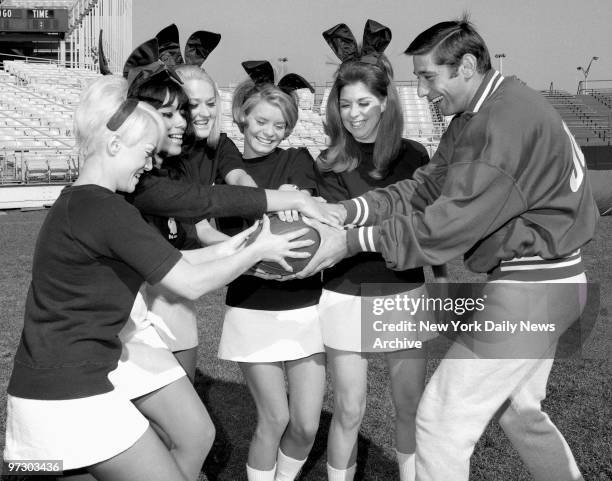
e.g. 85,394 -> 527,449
347,226 -> 380,255
358,226 -> 377,252
340,197 -> 372,226
353,197 -> 369,225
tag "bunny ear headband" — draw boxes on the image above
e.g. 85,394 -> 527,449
122,36 -> 183,97
322,19 -> 391,65
156,23 -> 221,68
98,29 -> 112,75
122,24 -> 221,94
241,60 -> 315,94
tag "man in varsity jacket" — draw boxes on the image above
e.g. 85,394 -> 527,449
299,17 -> 598,481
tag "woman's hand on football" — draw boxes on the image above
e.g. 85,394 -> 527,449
250,214 -> 315,272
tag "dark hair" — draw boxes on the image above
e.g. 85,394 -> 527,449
130,77 -> 195,153
231,79 -> 299,138
405,14 -> 491,74
318,54 -> 402,179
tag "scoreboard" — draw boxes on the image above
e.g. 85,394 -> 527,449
0,8 -> 69,33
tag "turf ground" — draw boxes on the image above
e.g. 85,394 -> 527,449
0,210 -> 610,481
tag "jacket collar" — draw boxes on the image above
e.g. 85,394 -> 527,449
466,69 -> 505,113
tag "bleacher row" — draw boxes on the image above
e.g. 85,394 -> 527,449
0,63 -> 83,184
584,88 -> 612,110
0,60 -> 445,185
540,89 -> 612,146
2,61 -> 612,186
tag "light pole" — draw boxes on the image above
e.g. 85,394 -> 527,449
577,56 -> 599,92
494,53 -> 506,74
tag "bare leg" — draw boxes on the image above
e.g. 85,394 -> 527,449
87,426 -> 187,481
173,346 -> 198,383
133,377 -> 214,481
325,348 -> 368,469
59,470 -> 96,480
281,353 -> 326,458
385,350 -> 427,454
386,349 -> 426,481
239,362 -> 289,471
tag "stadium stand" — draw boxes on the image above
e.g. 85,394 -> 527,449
0,61 -> 78,185
541,89 -> 611,145
5,57 -> 610,199
0,57 -> 445,189
587,88 -> 612,109
397,84 -> 445,155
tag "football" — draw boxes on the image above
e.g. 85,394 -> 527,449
245,215 -> 321,276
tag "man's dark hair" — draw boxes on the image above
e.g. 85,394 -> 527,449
405,14 -> 492,74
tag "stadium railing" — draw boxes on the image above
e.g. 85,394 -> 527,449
583,88 -> 612,110
542,89 -> 610,145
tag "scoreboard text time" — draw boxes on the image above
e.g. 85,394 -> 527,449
0,8 -> 69,33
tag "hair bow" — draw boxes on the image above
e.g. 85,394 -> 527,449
322,19 -> 391,65
241,60 -> 314,94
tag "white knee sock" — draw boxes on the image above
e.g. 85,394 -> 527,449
396,450 -> 416,481
275,448 -> 307,481
326,463 -> 356,481
247,463 -> 276,481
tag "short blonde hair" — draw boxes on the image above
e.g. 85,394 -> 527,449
231,79 -> 298,138
74,75 -> 165,158
175,65 -> 222,149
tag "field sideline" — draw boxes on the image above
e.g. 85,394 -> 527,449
0,210 -> 610,481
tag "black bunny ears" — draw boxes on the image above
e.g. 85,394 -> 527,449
122,38 -> 181,95
121,24 -> 220,94
98,30 -> 112,75
155,24 -> 221,67
323,19 -> 391,64
241,60 -> 314,94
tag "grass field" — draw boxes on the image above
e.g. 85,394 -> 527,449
0,209 -> 610,481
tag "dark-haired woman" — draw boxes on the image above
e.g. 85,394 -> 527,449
127,72 -> 256,384
316,56 -> 445,481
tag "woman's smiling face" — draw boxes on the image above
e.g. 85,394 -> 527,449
183,78 -> 218,140
339,81 -> 386,143
157,91 -> 186,156
242,100 -> 287,159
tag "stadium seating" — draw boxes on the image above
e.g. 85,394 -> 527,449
397,85 -> 445,155
541,89 -> 610,145
0,61 -> 78,184
588,88 -> 612,109
0,61 -> 445,185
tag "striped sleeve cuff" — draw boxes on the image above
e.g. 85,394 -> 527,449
346,226 -> 380,256
339,196 -> 371,226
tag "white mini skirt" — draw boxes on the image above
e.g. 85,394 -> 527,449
218,305 -> 324,362
4,390 -> 148,471
146,283 -> 199,351
108,289 -> 186,400
319,284 -> 438,352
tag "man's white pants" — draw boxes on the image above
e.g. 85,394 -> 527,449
415,278 -> 586,481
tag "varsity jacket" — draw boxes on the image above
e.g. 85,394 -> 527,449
341,70 -> 599,279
